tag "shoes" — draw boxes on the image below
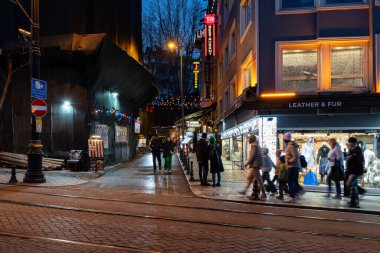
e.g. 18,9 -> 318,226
259,194 -> 267,200
203,182 -> 211,186
324,194 -> 331,198
238,190 -> 246,195
159,167 -> 162,170
247,195 -> 260,200
333,195 -> 342,199
216,183 -> 221,187
347,203 -> 360,208
212,184 -> 216,187
276,195 -> 284,200
285,198 -> 297,203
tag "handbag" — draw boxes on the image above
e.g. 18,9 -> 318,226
331,158 -> 344,181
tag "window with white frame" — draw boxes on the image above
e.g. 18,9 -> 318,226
240,0 -> 252,38
278,41 -> 368,92
280,0 -> 314,10
218,60 -> 223,82
282,49 -> 318,90
230,78 -> 236,104
224,47 -> 229,69
330,46 -> 364,87
229,29 -> 236,59
223,0 -> 228,28
242,63 -> 252,90
224,89 -> 230,110
323,0 -> 366,6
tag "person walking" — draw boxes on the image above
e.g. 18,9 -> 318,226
209,137 -> 224,187
325,138 -> 343,199
276,155 -> 288,200
239,135 -> 266,200
149,135 -> 162,172
162,136 -> 176,174
261,147 -> 277,195
196,133 -> 211,186
345,137 -> 365,208
283,132 -> 303,203
272,149 -> 282,185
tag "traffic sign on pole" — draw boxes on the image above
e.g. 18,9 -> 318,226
31,99 -> 47,118
31,78 -> 47,99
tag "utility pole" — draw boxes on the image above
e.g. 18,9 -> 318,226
23,0 -> 45,183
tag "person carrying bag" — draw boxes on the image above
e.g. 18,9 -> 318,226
325,138 -> 344,199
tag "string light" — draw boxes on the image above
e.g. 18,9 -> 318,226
152,95 -> 201,109
92,107 -> 131,124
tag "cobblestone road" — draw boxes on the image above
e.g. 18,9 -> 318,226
0,154 -> 379,252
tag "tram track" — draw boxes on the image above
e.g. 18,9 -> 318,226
0,231 -> 152,253
0,198 -> 379,243
0,185 -> 379,226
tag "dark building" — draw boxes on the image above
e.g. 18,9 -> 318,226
0,0 -> 157,165
216,0 -> 380,188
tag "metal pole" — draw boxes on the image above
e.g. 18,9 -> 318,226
24,0 -> 45,183
180,45 -> 185,150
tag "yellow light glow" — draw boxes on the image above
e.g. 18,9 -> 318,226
261,93 -> 296,98
167,41 -> 177,49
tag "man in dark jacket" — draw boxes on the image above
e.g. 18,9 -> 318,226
149,135 -> 162,171
196,133 -> 211,186
345,137 -> 364,208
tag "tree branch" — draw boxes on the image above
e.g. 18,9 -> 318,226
11,61 -> 28,75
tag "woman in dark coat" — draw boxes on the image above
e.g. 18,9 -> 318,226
209,136 -> 224,187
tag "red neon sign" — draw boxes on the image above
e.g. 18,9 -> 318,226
204,14 -> 216,26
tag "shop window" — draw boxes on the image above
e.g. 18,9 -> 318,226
278,41 -> 368,92
242,64 -> 252,90
281,49 -> 318,91
331,46 -> 364,88
229,28 -> 236,59
280,0 -> 315,10
224,47 -> 229,70
240,0 -> 252,39
323,0 -> 366,6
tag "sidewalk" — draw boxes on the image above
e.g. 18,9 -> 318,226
0,167 -> 107,187
181,152 -> 380,214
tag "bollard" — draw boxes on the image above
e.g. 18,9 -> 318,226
9,167 -> 18,184
189,161 -> 195,181
186,157 -> 191,175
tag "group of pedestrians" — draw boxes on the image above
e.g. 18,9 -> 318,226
239,132 -> 365,208
149,135 -> 176,174
196,133 -> 224,187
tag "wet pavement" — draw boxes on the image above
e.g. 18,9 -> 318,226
182,152 -> 380,214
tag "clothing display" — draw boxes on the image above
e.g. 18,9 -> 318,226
317,144 -> 330,177
364,149 -> 379,185
301,138 -> 315,169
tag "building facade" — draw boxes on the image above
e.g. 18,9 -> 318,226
0,0 -> 157,166
216,0 -> 380,188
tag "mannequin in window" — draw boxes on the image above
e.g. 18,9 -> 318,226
364,147 -> 377,185
302,137 -> 315,170
317,143 -> 330,183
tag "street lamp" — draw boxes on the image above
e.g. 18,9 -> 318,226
11,0 -> 45,182
167,40 -> 185,147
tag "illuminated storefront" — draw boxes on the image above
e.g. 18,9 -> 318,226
220,117 -> 277,171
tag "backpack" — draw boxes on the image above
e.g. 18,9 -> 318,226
300,155 -> 308,168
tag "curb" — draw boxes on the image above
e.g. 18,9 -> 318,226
177,155 -> 380,215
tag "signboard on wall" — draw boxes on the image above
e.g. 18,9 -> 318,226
135,118 -> 141,134
193,61 -> 200,89
95,124 -> 109,149
204,14 -> 216,57
115,126 -> 128,143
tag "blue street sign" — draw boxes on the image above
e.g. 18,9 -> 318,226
31,78 -> 47,99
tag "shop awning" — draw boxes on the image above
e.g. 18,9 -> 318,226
174,104 -> 216,126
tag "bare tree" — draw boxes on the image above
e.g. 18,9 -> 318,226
143,0 -> 203,97
0,52 -> 28,113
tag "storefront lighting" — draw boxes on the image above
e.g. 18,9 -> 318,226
261,93 -> 296,98
111,92 -> 119,97
63,101 -> 71,107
